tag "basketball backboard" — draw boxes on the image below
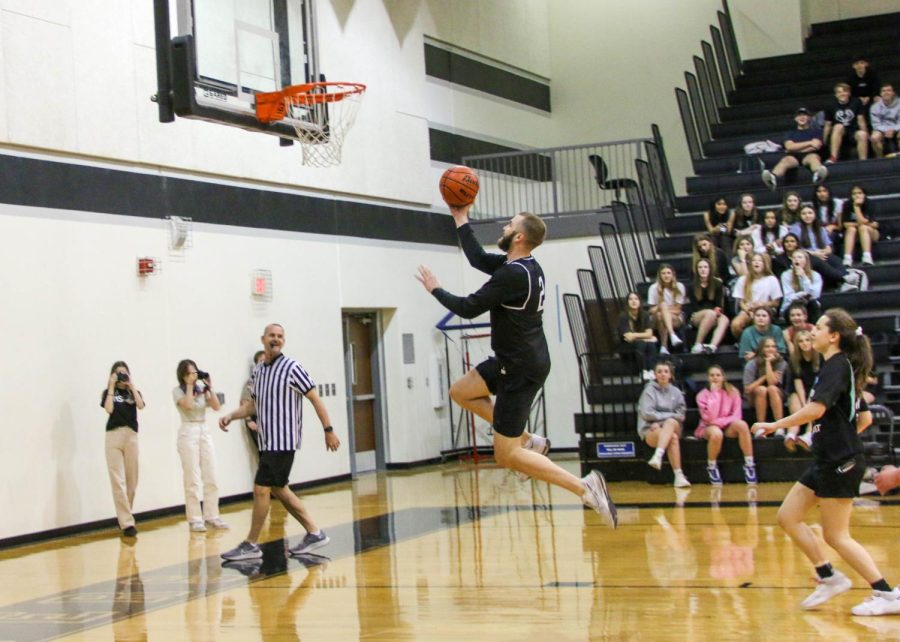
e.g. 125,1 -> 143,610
155,0 -> 320,140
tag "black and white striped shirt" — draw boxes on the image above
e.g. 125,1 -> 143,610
250,353 -> 315,451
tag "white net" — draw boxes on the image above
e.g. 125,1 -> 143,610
283,82 -> 366,167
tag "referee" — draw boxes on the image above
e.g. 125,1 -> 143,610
220,323 -> 340,562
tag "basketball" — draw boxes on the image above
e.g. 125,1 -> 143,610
439,166 -> 480,207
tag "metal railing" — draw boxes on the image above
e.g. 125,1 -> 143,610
462,138 -> 651,220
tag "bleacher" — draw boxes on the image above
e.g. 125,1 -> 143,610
565,7 -> 900,484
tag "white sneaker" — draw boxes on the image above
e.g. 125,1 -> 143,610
753,427 -> 768,439
761,169 -> 777,191
648,452 -> 663,470
189,520 -> 207,532
851,587 -> 900,616
659,346 -> 670,356
691,343 -> 704,354
813,166 -> 828,184
775,428 -> 786,437
517,435 -> 551,481
669,334 -> 683,348
205,517 -> 230,530
801,570 -> 852,609
673,471 -> 691,488
581,470 -> 618,529
798,432 -> 813,451
843,255 -> 853,267
703,344 -> 717,354
862,252 -> 874,266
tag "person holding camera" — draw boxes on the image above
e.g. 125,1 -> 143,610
173,359 -> 227,532
102,361 -> 145,538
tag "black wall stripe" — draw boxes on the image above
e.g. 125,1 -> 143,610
428,129 -> 552,182
425,44 -> 551,112
0,155 -> 457,246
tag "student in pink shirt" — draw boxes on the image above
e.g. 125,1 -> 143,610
695,365 -> 757,486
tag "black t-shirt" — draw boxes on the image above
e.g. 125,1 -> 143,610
847,69 -> 880,101
824,97 -> 864,130
433,223 -> 550,377
618,310 -> 651,338
790,358 -> 817,396
101,388 -> 139,432
687,279 -> 724,311
809,353 -> 867,462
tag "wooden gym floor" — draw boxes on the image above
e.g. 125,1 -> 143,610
1,456 -> 899,641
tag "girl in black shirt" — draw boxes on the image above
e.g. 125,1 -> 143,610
688,257 -> 728,354
753,308 -> 899,615
102,361 -> 145,537
840,185 -> 880,266
618,291 -> 657,381
784,330 -> 818,452
703,196 -> 734,257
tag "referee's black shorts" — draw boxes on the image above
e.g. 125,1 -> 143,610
255,450 -> 296,488
476,357 -> 549,438
798,454 -> 865,499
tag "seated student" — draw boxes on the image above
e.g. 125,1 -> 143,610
780,191 -> 804,227
738,307 -> 787,361
847,54 -> 881,121
784,330 -> 818,453
637,360 -> 691,489
692,233 -> 729,283
703,196 -> 734,257
695,365 -> 756,485
732,193 -> 761,241
790,205 -> 849,288
840,185 -> 880,266
779,249 -> 823,322
618,291 -> 658,382
783,301 -> 814,360
743,337 -> 787,434
823,82 -> 869,163
688,258 -> 730,354
813,184 -> 844,247
772,232 -> 800,276
761,108 -> 828,190
757,210 -> 788,265
731,253 -> 782,338
731,236 -> 759,284
870,83 -> 899,158
647,264 -> 686,355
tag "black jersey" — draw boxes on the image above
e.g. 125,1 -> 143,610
809,353 -> 867,463
433,223 -> 550,376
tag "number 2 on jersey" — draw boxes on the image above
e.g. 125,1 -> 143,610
537,276 -> 546,311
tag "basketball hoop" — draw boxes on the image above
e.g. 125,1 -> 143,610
255,82 -> 366,167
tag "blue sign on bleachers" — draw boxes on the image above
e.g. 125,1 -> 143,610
596,442 -> 636,458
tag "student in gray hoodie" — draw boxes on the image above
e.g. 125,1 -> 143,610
638,360 -> 691,488
871,83 -> 899,158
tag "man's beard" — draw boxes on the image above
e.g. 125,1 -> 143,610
497,230 -> 514,252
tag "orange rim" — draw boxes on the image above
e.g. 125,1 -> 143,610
255,82 -> 366,122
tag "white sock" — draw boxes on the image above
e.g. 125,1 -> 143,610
707,460 -> 717,468
654,448 -> 665,459
309,529 -> 322,537
673,468 -> 683,476
745,456 -> 755,465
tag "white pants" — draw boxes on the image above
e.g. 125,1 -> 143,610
176,422 -> 220,522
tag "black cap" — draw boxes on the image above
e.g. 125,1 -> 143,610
795,107 -> 811,116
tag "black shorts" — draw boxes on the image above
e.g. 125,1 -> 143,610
475,357 -> 500,394
476,358 -> 549,438
255,450 -> 296,488
798,454 -> 865,499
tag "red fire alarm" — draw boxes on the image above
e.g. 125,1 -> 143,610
137,257 -> 157,276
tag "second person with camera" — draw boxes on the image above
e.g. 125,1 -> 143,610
173,359 -> 228,532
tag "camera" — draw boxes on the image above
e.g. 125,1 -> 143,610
197,370 -> 210,382
116,372 -> 130,383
